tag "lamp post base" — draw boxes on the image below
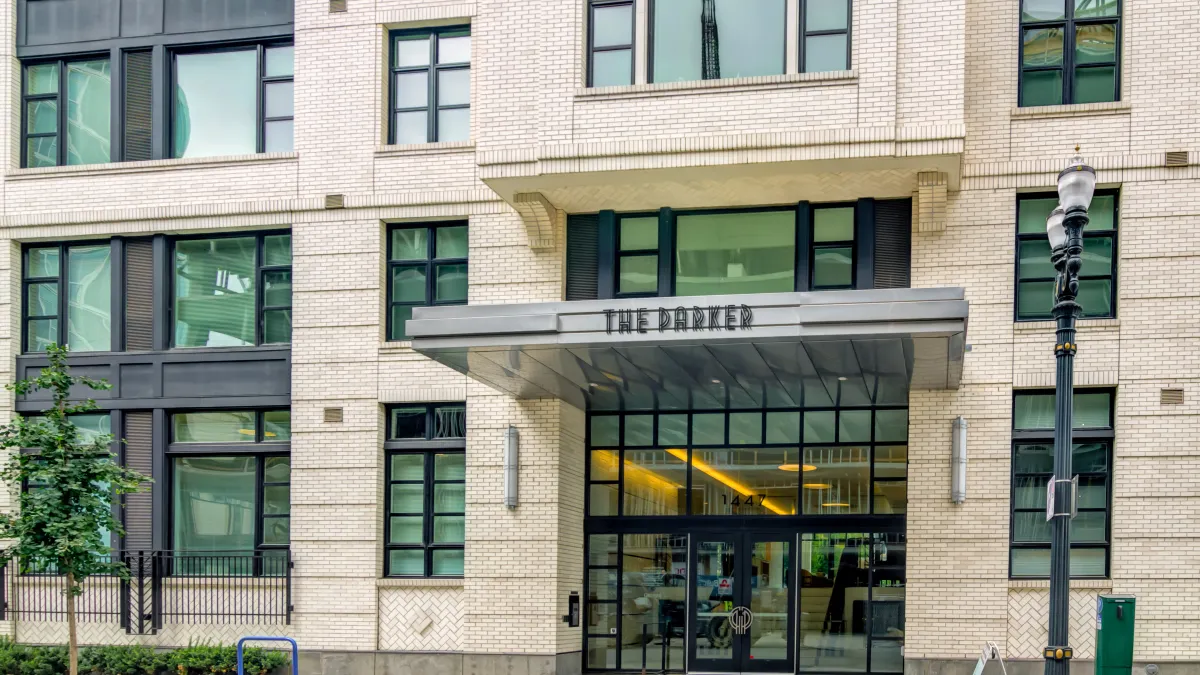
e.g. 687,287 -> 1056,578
1044,646 -> 1074,675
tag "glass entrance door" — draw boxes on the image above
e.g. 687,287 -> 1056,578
689,534 -> 794,673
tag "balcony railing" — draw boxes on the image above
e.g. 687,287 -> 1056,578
0,550 -> 292,634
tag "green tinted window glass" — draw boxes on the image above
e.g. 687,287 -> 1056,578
391,484 -> 425,513
766,411 -> 800,444
263,486 -> 289,515
432,549 -> 464,575
433,515 -> 464,543
1023,28 -> 1064,67
624,415 -> 653,446
173,411 -> 257,442
389,549 -> 425,576
435,263 -> 468,302
392,266 -> 427,304
26,63 -> 59,95
263,309 -> 291,344
264,235 -> 292,266
620,217 -> 659,251
874,410 -> 908,443
435,453 -> 465,480
807,0 -> 848,30
1088,195 -> 1116,230
1075,24 -> 1116,64
26,137 -> 58,168
619,255 -> 658,294
1078,278 -> 1112,317
174,50 -> 257,158
434,484 -> 465,513
1080,235 -> 1113,276
812,247 -> 853,289
653,0 -> 784,82
263,270 -> 291,307
28,283 -> 58,317
813,207 -> 855,242
264,456 -> 290,482
172,456 -> 256,552
839,410 -> 871,443
804,411 -> 835,443
392,228 -> 429,261
265,46 -> 294,77
1073,392 -> 1112,427
1074,0 -> 1117,18
729,412 -> 762,445
692,414 -> 725,444
65,245 -> 111,352
1023,0 -> 1065,21
594,4 -> 633,47
1017,280 -> 1055,319
1018,239 -> 1055,279
27,319 -> 57,352
27,100 -> 57,134
590,416 -> 619,446
66,60 -> 111,166
592,50 -> 633,87
1022,70 -> 1063,107
27,247 -> 60,278
263,410 -> 290,441
394,35 -> 430,67
436,226 -> 468,259
1074,66 -> 1116,104
1018,195 -> 1058,232
1014,392 -> 1111,429
675,211 -> 795,295
390,516 -> 423,544
657,414 -> 688,446
391,454 -> 425,481
173,237 -> 256,347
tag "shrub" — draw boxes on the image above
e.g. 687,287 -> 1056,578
0,639 -> 289,675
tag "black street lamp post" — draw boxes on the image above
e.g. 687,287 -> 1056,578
1042,154 -> 1097,675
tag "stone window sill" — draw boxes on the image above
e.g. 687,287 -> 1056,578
1009,578 -> 1113,590
5,152 -> 298,181
377,577 -> 464,588
1015,318 -> 1120,332
375,141 -> 475,157
575,70 -> 857,101
1010,101 -> 1131,120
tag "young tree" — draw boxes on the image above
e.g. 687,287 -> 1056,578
0,344 -> 149,675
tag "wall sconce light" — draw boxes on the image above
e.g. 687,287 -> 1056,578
504,426 -> 520,509
951,416 -> 967,504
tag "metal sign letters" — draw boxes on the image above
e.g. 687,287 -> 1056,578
729,606 -> 753,635
603,304 -> 754,334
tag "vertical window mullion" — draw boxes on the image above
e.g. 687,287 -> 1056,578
57,244 -> 69,347
428,37 -> 438,142
256,44 -> 265,154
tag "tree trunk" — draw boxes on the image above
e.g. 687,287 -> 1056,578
66,572 -> 78,675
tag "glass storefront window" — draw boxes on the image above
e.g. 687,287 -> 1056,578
798,533 -> 869,671
172,456 -> 257,552
802,446 -> 869,514
621,534 -> 687,670
674,210 -> 796,296
623,449 -> 688,516
691,448 -> 799,516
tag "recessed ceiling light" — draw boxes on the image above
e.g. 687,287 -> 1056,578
778,463 -> 800,472
822,502 -> 851,508
711,379 -> 722,384
802,464 -> 817,472
837,376 -> 848,381
803,483 -> 831,490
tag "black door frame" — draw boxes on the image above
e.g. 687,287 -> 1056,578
687,532 -> 797,674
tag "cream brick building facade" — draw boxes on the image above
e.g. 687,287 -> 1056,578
0,0 -> 1194,674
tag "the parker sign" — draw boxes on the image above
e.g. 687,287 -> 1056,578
603,305 -> 754,334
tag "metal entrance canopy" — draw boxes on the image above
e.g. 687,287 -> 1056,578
407,288 -> 968,411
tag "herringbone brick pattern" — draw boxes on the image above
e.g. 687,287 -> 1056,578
378,587 -> 463,651
1006,589 -> 1100,659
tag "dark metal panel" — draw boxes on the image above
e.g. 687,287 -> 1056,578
109,46 -> 123,162
855,198 -> 875,290
163,0 -> 292,33
150,44 -> 166,159
121,0 -> 164,37
151,234 -> 168,349
566,214 -> 600,301
795,202 -> 811,292
110,237 -> 126,352
161,357 -> 289,398
123,410 -> 154,552
597,211 -> 616,300
122,50 -> 154,162
17,24 -> 293,57
874,198 -> 912,289
23,0 -> 119,46
656,207 -> 674,297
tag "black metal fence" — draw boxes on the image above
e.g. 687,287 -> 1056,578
0,550 -> 292,634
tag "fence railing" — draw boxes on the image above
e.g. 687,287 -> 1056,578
0,550 -> 292,634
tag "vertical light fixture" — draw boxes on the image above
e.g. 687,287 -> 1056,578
951,416 -> 968,504
504,426 -> 520,509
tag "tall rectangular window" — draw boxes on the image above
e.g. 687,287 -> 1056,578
1016,191 -> 1117,320
1010,390 -> 1113,578
385,403 -> 466,577
616,215 -> 659,296
22,58 -> 111,168
390,27 -> 471,144
172,44 -> 294,158
801,0 -> 851,72
23,243 -> 112,353
651,0 -> 785,83
170,410 -> 290,562
387,223 -> 468,340
589,0 -> 634,87
1020,0 -> 1120,107
173,232 -> 292,347
810,205 -> 856,290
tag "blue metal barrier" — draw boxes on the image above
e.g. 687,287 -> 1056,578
237,636 -> 298,675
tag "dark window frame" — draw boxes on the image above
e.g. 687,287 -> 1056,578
1019,0 -> 1121,107
810,202 -> 858,291
386,222 -> 469,341
1009,389 -> 1114,579
799,0 -> 853,73
614,211 -> 661,298
388,26 -> 472,144
22,240 -> 115,354
168,230 -> 292,348
20,54 -> 111,168
1014,189 -> 1118,322
647,0 -> 788,84
384,403 -> 467,578
168,40 -> 294,158
166,409 -> 292,568
587,0 -> 635,87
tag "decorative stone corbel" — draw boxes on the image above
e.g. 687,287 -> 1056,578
512,192 -> 561,250
913,171 -> 948,232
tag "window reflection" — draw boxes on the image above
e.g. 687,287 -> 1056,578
674,211 -> 795,296
174,50 -> 257,158
621,534 -> 687,671
652,0 -> 785,82
799,533 -> 869,671
688,448 -> 799,516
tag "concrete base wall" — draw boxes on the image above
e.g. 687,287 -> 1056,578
906,660 -> 1185,675
297,651 -> 582,675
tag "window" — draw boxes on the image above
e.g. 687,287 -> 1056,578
800,0 -> 851,72
587,407 -> 907,517
589,1 -> 634,87
675,210 -> 796,296
1010,390 -> 1113,577
390,27 -> 471,144
810,205 -> 855,290
651,0 -> 785,83
617,215 -> 659,295
1020,0 -> 1120,106
23,242 -> 112,353
170,410 -> 290,558
173,232 -> 292,347
387,223 -> 468,341
385,403 -> 466,577
1016,191 -> 1117,320
22,58 -> 111,168
172,44 -> 294,158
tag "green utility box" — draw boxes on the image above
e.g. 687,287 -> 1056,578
1095,595 -> 1136,675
